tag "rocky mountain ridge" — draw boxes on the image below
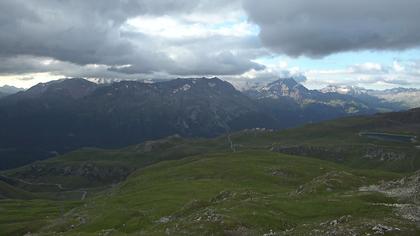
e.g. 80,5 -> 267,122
0,77 -> 414,169
0,85 -> 23,98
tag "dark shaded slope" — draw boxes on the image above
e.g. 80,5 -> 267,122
0,78 -> 277,169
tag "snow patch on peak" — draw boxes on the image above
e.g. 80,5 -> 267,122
182,84 -> 191,91
321,85 -> 367,96
173,84 -> 192,94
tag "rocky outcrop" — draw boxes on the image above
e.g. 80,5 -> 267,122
360,171 -> 420,226
16,162 -> 134,187
360,171 -> 420,204
292,171 -> 362,196
272,144 -> 410,163
141,135 -> 182,152
271,145 -> 348,162
363,146 -> 407,161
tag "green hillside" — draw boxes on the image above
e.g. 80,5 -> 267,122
3,136 -> 228,190
228,110 -> 420,172
0,180 -> 36,199
5,110 -> 420,193
2,151 -> 419,235
1,109 -> 420,235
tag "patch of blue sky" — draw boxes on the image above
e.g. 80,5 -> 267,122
257,48 -> 420,70
208,14 -> 260,36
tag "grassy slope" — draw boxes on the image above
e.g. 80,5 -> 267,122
3,110 -> 419,193
1,110 -> 419,235
0,199 -> 81,236
231,114 -> 417,147
29,151 -> 419,235
0,180 -> 36,199
228,114 -> 420,172
3,136 -> 229,190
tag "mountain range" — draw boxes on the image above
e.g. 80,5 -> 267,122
244,78 -> 403,113
320,84 -> 420,109
0,77 -> 415,169
0,85 -> 23,98
0,78 -> 275,169
369,87 -> 420,109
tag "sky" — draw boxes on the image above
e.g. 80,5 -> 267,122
0,0 -> 420,90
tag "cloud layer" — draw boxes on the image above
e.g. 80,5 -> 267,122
0,0 -> 419,88
244,0 -> 420,57
0,0 -> 262,80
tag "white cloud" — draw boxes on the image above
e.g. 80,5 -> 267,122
303,60 -> 420,89
224,58 -> 307,90
0,0 -> 263,82
125,15 -> 258,39
393,61 -> 405,72
0,73 -> 63,88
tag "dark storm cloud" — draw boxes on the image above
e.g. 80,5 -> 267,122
243,0 -> 420,57
110,35 -> 266,76
3,0 -> 419,85
110,51 -> 265,76
0,0 -> 260,76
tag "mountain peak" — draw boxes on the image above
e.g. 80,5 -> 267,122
175,77 -> 227,85
256,77 -> 309,100
0,85 -> 24,98
268,78 -> 299,87
165,77 -> 236,92
0,85 -> 24,94
17,78 -> 98,100
264,78 -> 308,92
